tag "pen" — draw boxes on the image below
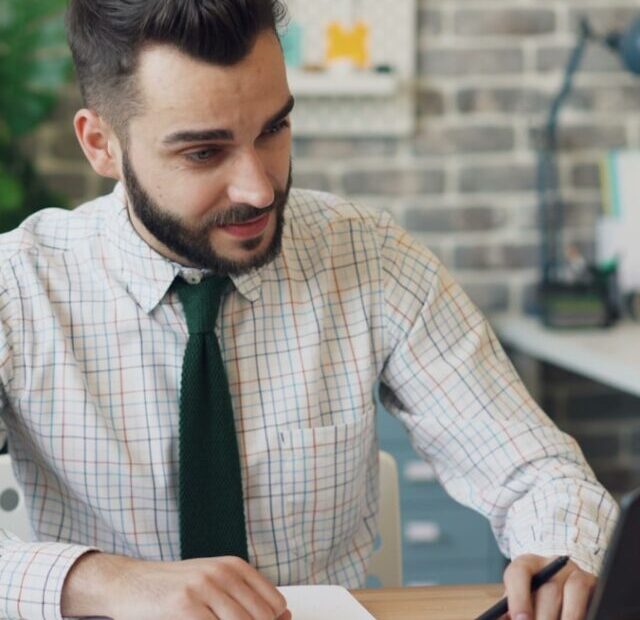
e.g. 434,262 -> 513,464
473,555 -> 570,620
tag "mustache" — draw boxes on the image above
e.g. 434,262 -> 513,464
208,202 -> 277,227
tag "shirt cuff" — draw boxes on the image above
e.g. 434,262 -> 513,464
0,541 -> 100,620
508,541 -> 607,577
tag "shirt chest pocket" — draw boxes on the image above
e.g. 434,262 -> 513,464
243,411 -> 375,576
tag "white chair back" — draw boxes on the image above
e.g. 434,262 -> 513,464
367,450 -> 403,587
0,450 -> 405,580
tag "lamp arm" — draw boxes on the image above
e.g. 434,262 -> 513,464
537,12 -> 640,296
538,17 -> 593,283
544,18 -> 593,146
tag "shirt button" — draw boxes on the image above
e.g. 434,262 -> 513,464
182,270 -> 203,285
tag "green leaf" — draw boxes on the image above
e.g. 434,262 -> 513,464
0,4 -> 12,29
0,0 -> 70,135
0,169 -> 25,213
0,0 -> 71,233
25,54 -> 71,91
1,90 -> 56,136
9,0 -> 67,28
34,11 -> 68,47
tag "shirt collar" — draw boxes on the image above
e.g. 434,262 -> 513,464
105,183 -> 264,313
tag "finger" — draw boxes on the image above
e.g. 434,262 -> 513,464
504,559 -> 537,620
205,587 -> 252,620
533,580 -> 562,620
183,606 -> 220,620
277,610 -> 293,620
560,571 -> 596,620
223,557 -> 288,617
225,573 -> 283,619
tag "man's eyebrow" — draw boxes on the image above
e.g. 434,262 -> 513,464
161,95 -> 296,146
261,95 -> 295,131
162,128 -> 233,145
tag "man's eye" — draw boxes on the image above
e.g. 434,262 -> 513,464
263,119 -> 290,136
186,148 -> 220,163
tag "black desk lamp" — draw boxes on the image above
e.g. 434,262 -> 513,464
537,15 -> 640,327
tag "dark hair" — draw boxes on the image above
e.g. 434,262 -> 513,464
66,0 -> 287,133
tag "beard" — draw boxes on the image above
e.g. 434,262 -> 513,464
122,150 -> 292,276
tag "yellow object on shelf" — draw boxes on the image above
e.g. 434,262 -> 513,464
326,21 -> 370,69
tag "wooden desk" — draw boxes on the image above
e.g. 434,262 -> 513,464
353,584 -> 504,620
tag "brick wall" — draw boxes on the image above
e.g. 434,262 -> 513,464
291,0 -> 640,315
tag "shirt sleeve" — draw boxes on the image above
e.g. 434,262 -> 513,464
0,280 -> 99,620
375,211 -> 619,576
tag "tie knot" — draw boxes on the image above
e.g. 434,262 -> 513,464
174,276 -> 230,334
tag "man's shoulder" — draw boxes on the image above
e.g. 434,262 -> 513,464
0,191 -> 115,266
284,188 -> 440,278
287,188 -> 384,234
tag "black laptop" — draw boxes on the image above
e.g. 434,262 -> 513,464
586,487 -> 640,620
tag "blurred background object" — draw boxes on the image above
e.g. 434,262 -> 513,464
281,0 -> 416,136
0,0 -> 71,233
325,20 -> 370,70
537,15 -> 640,329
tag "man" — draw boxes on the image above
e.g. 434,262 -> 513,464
0,1 -> 617,619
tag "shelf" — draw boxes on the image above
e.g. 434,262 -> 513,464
282,0 -> 415,135
491,313 -> 640,397
286,68 -> 399,97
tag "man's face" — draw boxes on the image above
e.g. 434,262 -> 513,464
117,31 -> 293,275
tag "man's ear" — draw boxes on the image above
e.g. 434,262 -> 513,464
73,109 -> 122,180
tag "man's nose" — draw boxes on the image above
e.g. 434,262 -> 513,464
226,148 -> 275,209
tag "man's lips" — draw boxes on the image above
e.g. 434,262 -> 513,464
217,212 -> 271,238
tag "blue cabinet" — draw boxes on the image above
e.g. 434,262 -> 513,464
375,404 -> 506,585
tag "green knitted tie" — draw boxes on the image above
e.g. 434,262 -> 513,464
174,276 -> 248,561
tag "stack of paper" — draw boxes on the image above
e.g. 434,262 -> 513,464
277,585 -> 376,620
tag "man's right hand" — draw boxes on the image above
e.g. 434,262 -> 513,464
61,550 -> 291,620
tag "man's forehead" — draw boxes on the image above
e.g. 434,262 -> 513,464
133,35 -> 287,121
136,33 -> 283,92
137,44 -> 226,83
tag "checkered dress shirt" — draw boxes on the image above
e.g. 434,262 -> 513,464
0,185 -> 618,619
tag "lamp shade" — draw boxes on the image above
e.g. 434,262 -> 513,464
608,16 -> 640,75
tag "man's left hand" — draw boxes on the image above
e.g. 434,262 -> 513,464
502,554 -> 597,620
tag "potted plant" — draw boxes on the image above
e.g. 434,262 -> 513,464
0,0 -> 71,233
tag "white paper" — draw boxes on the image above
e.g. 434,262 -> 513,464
603,151 -> 640,291
277,585 -> 376,620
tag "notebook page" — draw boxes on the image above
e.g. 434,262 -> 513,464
277,585 -> 376,620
